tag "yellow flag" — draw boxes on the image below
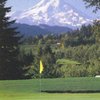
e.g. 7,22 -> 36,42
40,60 -> 44,74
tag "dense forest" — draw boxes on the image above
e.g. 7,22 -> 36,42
20,20 -> 100,78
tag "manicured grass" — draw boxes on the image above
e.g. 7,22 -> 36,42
56,59 -> 81,65
0,77 -> 100,100
0,93 -> 100,100
41,77 -> 100,92
1,77 -> 100,93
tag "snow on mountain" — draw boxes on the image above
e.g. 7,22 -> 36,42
10,0 -> 91,28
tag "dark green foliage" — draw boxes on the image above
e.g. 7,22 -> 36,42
64,25 -> 95,47
0,0 -> 23,79
92,21 -> 100,43
83,0 -> 100,12
19,50 -> 34,79
42,45 -> 58,78
38,44 -> 59,78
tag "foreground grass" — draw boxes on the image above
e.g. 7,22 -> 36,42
0,77 -> 100,100
0,93 -> 100,100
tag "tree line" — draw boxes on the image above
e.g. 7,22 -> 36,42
22,21 -> 100,78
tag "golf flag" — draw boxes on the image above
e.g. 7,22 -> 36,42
40,60 -> 44,74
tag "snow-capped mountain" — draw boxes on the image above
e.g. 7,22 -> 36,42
10,0 -> 91,28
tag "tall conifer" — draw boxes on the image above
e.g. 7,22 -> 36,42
0,0 -> 22,79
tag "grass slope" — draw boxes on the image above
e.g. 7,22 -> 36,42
0,77 -> 100,100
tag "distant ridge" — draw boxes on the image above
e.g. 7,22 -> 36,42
14,23 -> 72,36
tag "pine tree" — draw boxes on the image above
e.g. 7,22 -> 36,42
83,0 -> 100,12
0,0 -> 23,80
93,20 -> 100,43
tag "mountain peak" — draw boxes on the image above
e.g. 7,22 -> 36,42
10,0 -> 91,28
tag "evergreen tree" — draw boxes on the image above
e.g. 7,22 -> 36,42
0,0 -> 23,79
83,0 -> 100,12
93,20 -> 100,43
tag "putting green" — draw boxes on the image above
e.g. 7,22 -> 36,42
0,78 -> 100,100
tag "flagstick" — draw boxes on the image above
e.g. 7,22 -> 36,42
40,74 -> 41,92
39,74 -> 42,98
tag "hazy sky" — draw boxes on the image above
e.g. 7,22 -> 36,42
6,0 -> 100,19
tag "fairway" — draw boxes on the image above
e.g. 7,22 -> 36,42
0,77 -> 100,100
0,93 -> 100,100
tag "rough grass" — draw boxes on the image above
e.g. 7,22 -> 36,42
0,77 -> 100,100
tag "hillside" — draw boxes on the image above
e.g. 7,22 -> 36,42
14,23 -> 72,36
